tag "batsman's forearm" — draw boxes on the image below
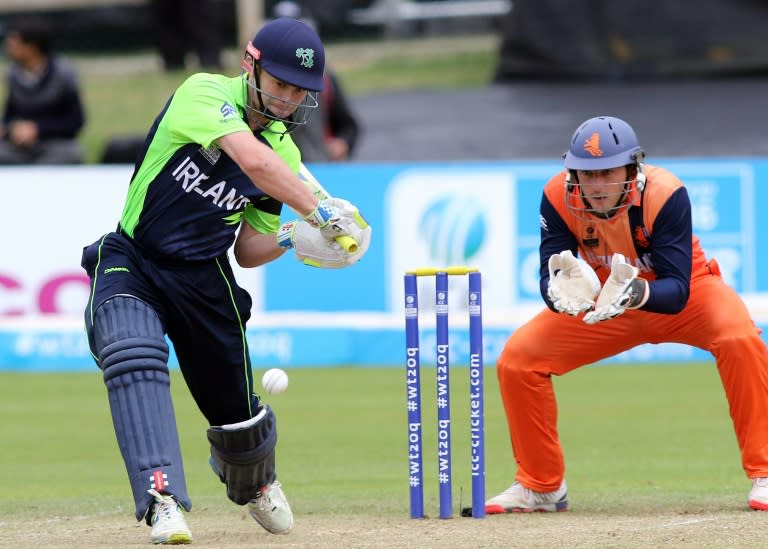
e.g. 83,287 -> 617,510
246,161 -> 318,217
234,227 -> 285,268
217,131 -> 319,217
298,162 -> 360,253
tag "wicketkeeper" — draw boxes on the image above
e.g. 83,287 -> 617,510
486,115 -> 768,514
81,17 -> 370,545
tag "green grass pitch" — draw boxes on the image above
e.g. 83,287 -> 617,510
0,362 -> 747,519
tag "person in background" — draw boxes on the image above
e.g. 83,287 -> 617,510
486,115 -> 768,515
0,17 -> 85,164
150,0 -> 222,71
81,17 -> 370,545
272,1 -> 361,162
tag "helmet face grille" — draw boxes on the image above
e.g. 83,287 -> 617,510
562,116 -> 646,221
242,72 -> 319,135
564,165 -> 645,222
565,177 -> 637,221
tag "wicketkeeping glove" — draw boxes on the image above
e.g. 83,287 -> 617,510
547,250 -> 601,316
583,253 -> 649,324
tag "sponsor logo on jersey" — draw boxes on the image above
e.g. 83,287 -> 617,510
220,101 -> 237,117
583,250 -> 653,274
582,225 -> 599,247
199,145 -> 220,165
103,266 -> 130,274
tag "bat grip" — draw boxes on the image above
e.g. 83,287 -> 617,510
336,235 -> 359,253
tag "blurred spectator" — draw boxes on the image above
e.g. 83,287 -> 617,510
150,0 -> 222,71
0,17 -> 85,165
273,1 -> 361,162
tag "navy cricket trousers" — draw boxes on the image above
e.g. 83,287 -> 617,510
82,230 -> 258,425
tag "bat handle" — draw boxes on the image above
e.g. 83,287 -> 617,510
336,235 -> 359,253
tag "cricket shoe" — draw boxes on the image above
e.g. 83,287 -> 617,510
748,477 -> 768,510
248,481 -> 294,534
485,480 -> 568,514
147,489 -> 192,545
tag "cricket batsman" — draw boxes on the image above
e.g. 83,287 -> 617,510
81,17 -> 370,545
485,116 -> 768,514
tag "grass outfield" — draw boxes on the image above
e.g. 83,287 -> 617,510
2,363 -> 766,547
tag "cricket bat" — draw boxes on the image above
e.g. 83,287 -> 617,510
297,162 -> 362,253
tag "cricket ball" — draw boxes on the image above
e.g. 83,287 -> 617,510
261,368 -> 289,394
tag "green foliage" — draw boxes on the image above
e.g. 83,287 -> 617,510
78,67 -> 192,165
0,35 -> 497,163
334,49 -> 496,96
61,35 -> 497,163
0,362 -> 746,518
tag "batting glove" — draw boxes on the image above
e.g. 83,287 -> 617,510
277,218 -> 371,269
583,253 -> 649,324
547,250 -> 601,316
304,198 -> 369,247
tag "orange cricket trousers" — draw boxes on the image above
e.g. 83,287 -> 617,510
496,265 -> 768,492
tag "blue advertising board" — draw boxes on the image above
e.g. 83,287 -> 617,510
264,158 -> 768,312
2,159 -> 767,370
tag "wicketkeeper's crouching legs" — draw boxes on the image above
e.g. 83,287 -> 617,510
91,296 -> 191,522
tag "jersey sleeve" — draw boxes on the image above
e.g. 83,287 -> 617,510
643,186 -> 693,313
242,196 -> 283,234
167,74 -> 250,149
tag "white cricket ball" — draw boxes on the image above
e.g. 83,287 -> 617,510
261,368 -> 289,394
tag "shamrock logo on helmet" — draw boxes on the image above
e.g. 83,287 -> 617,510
295,48 -> 314,68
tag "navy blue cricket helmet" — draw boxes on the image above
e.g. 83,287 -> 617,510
245,17 -> 325,92
564,116 -> 643,171
563,116 -> 647,220
240,17 -> 325,134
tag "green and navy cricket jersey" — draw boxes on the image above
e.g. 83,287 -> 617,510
119,72 -> 301,261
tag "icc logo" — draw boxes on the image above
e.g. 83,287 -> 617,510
420,195 -> 487,264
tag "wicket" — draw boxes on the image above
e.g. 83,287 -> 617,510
403,266 -> 485,519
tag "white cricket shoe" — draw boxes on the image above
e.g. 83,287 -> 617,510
748,477 -> 768,511
248,480 -> 294,534
147,489 -> 192,545
485,480 -> 568,514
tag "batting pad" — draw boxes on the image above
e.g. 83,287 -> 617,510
94,296 -> 191,521
207,405 -> 278,505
